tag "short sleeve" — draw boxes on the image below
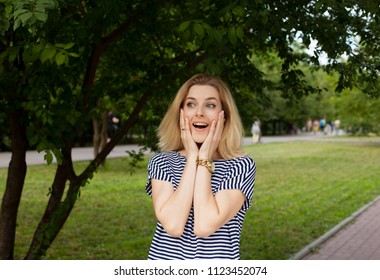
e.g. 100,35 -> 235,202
218,156 -> 256,211
145,153 -> 173,197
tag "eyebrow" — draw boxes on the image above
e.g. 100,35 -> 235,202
186,97 -> 218,101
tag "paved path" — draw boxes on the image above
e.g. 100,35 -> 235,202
0,134 -> 327,167
1,133 -> 380,260
296,196 -> 380,260
0,144 -> 142,168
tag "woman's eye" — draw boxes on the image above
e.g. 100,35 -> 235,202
206,103 -> 216,108
186,102 -> 195,108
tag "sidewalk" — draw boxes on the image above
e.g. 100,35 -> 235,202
0,134 -> 325,167
0,144 -> 142,168
1,134 -> 380,260
292,196 -> 380,260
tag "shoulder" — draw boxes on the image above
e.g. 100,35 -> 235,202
148,151 -> 185,169
149,151 -> 177,162
214,155 -> 255,197
222,155 -> 255,169
216,155 -> 255,176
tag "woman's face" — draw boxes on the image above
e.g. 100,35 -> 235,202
182,85 -> 223,143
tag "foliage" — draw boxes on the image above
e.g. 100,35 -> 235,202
242,62 -> 380,136
1,0 -> 379,148
333,90 -> 380,135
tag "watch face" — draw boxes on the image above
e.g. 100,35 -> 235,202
197,159 -> 215,173
211,161 -> 215,172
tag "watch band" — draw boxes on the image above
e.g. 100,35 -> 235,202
196,158 -> 214,173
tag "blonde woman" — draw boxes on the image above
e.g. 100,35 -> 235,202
146,74 -> 256,259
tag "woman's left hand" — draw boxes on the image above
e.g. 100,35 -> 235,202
198,110 -> 224,159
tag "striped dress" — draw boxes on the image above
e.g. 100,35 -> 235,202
146,151 -> 256,260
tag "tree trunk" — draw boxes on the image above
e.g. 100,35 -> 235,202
92,111 -> 108,164
93,117 -> 100,158
0,109 -> 28,260
100,111 -> 108,151
24,143 -> 77,259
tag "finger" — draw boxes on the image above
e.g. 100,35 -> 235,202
214,111 -> 224,140
209,119 -> 217,136
184,117 -> 199,153
185,117 -> 194,139
219,110 -> 225,133
185,117 -> 190,133
180,109 -> 186,133
204,119 -> 216,145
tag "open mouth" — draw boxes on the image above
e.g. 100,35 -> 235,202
193,122 -> 209,129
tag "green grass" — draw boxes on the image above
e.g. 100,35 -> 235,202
1,139 -> 379,260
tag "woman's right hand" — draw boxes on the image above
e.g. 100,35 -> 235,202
180,109 -> 198,159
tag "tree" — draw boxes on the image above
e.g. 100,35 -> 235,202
1,0 -> 379,259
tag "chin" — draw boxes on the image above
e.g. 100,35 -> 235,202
192,134 -> 206,144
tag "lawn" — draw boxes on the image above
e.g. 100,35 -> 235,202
0,139 -> 379,259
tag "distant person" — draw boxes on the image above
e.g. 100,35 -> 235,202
107,111 -> 120,141
306,118 -> 312,133
334,119 -> 341,135
324,122 -> 332,135
319,118 -> 326,132
329,121 -> 335,134
145,74 -> 256,259
251,118 -> 261,144
312,119 -> 320,135
290,123 -> 299,135
257,118 -> 262,142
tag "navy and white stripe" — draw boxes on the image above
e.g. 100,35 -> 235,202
146,151 -> 256,259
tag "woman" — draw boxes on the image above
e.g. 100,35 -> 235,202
146,74 -> 256,259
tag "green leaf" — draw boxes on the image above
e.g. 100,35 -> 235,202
38,0 -> 55,8
5,4 -> 13,15
193,22 -> 204,37
32,44 -> 44,57
19,12 -> 33,25
40,47 -> 56,63
228,27 -> 237,46
52,148 -> 62,165
36,142 -> 46,153
232,6 -> 245,17
55,42 -> 75,50
13,18 -> 21,30
68,52 -> 80,57
54,43 -> 64,48
224,11 -> 231,22
236,26 -> 244,41
44,150 -> 53,165
63,42 -> 75,49
178,21 -> 189,32
34,11 -> 48,22
13,9 -> 29,17
55,51 -> 66,65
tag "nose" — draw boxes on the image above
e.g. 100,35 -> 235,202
195,106 -> 204,116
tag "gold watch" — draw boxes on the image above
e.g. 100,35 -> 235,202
196,158 -> 215,173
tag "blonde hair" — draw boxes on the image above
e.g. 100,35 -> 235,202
157,74 -> 245,159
